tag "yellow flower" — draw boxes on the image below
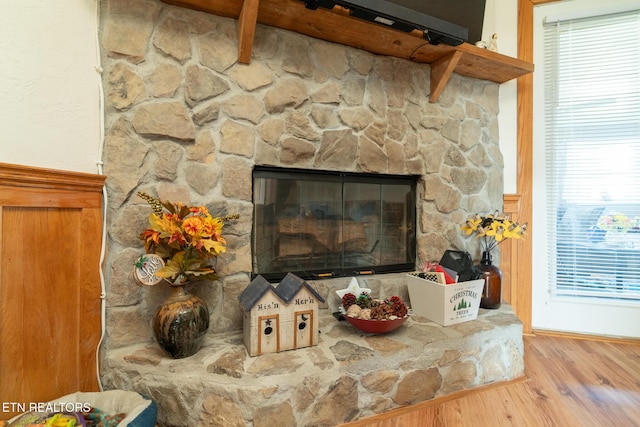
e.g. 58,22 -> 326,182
203,216 -> 223,238
461,212 -> 526,253
462,217 -> 481,235
183,216 -> 205,236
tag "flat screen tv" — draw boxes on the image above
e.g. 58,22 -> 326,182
301,0 -> 486,46
387,0 -> 486,44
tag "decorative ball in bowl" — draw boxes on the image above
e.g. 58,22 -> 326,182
340,293 -> 409,334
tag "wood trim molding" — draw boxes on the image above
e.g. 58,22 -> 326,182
516,0 -> 561,334
533,329 -> 640,345
502,194 -> 522,310
516,0 -> 535,334
0,163 -> 106,209
0,162 -> 106,192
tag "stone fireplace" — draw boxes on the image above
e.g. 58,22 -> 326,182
100,0 -> 514,425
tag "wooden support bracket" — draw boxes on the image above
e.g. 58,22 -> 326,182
238,0 -> 260,64
429,50 -> 463,103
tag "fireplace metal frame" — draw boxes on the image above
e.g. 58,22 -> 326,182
252,166 -> 417,281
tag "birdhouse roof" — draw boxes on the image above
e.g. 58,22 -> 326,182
277,272 -> 325,304
238,275 -> 278,311
238,273 -> 325,312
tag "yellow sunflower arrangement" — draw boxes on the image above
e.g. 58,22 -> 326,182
136,192 -> 238,285
461,211 -> 527,253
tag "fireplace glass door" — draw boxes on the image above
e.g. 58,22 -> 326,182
252,167 -> 416,281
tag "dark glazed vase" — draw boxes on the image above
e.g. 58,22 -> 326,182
153,285 -> 210,358
477,250 -> 503,309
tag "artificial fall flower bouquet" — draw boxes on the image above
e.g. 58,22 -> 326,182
136,191 -> 238,285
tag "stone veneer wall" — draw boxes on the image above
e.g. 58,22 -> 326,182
101,0 -> 504,354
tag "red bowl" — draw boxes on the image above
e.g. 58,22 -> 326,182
343,314 -> 408,334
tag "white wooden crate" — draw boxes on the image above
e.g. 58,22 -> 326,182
406,273 -> 484,326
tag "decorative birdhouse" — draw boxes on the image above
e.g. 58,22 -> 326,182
238,273 -> 324,357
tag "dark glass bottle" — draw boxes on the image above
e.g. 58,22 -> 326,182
477,250 -> 502,309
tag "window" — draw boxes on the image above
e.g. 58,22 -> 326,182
544,9 -> 640,300
252,167 -> 417,281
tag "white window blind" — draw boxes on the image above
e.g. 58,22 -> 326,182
544,10 -> 640,300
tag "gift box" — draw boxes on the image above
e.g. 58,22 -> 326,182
406,273 -> 484,326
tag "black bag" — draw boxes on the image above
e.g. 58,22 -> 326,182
439,250 -> 482,282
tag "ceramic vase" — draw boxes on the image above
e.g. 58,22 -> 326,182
153,285 -> 210,358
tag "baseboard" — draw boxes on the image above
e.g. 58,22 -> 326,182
532,329 -> 640,345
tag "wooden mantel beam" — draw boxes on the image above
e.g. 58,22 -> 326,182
161,0 -> 533,102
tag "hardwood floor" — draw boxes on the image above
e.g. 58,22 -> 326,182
342,334 -> 640,426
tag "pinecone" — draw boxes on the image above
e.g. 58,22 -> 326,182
382,303 -> 394,318
388,295 -> 408,317
370,305 -> 385,320
356,293 -> 372,309
371,303 -> 394,320
341,293 -> 357,310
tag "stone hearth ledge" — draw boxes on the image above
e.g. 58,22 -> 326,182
101,305 -> 523,427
